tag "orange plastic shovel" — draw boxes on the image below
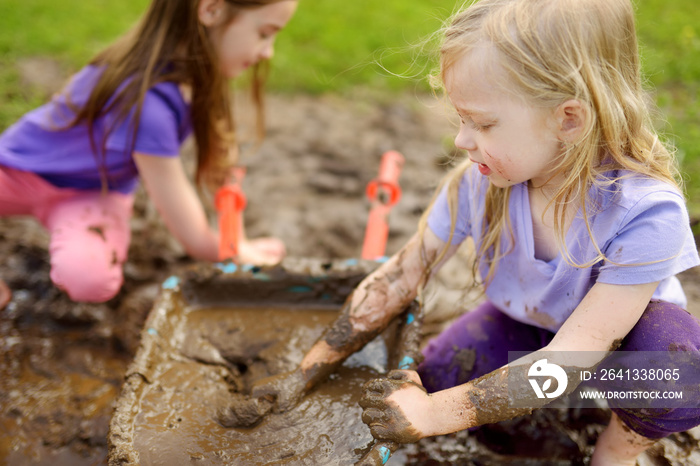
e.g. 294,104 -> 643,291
361,151 -> 405,260
215,167 -> 247,261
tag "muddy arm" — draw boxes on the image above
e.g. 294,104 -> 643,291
298,230 -> 456,391
359,281 -> 662,440
467,281 -> 661,427
247,230 -> 457,415
357,353 -> 592,447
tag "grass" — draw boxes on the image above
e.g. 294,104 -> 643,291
268,0 -> 448,93
634,0 -> 700,216
0,0 -> 698,214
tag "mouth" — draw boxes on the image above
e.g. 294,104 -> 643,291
470,159 -> 492,176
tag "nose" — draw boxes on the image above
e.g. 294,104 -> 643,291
454,124 -> 477,152
259,41 -> 275,61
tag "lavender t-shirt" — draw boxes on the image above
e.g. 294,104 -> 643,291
427,164 -> 700,331
0,65 -> 192,194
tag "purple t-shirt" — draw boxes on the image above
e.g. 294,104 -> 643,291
0,65 -> 192,194
427,164 -> 700,331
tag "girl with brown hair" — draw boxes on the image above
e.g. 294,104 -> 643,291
0,0 -> 297,305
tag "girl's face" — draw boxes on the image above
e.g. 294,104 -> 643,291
206,1 -> 298,79
445,47 -> 563,189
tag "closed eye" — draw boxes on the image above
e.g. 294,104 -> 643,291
260,25 -> 280,40
470,120 -> 493,132
458,112 -> 493,132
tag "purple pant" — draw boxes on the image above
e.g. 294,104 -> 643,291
417,300 -> 700,439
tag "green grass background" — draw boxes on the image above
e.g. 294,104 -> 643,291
0,0 -> 698,214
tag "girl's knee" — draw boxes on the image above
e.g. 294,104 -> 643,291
612,407 -> 700,440
418,301 -> 540,391
49,253 -> 123,302
47,215 -> 130,303
621,301 -> 700,352
50,266 -> 122,302
606,301 -> 700,438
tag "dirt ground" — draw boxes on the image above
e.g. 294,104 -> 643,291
1,59 -> 699,465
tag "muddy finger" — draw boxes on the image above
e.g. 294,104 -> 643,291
368,423 -> 394,441
359,389 -> 390,409
217,395 -> 273,428
361,407 -> 387,426
388,370 -> 426,391
362,377 -> 391,395
387,369 -> 412,381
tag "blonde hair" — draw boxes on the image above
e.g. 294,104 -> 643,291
419,0 -> 681,284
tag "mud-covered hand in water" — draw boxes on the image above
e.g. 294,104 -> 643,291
359,369 -> 432,444
218,368 -> 307,428
217,392 -> 274,428
250,367 -> 308,413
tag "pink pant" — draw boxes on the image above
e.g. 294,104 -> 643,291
0,166 -> 133,302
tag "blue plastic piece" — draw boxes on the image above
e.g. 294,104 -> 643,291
162,276 -> 179,290
288,286 -> 314,293
398,355 -> 415,370
215,262 -> 238,273
253,272 -> 271,281
378,446 -> 391,464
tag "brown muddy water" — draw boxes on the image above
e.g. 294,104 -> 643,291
108,262 -> 417,465
126,307 -> 393,464
0,320 -> 129,465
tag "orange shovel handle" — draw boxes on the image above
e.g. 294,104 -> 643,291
361,151 -> 405,260
215,168 -> 247,261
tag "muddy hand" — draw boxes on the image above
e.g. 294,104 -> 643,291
218,368 -> 307,428
218,392 -> 273,428
360,370 -> 428,444
251,367 -> 307,413
238,237 -> 286,266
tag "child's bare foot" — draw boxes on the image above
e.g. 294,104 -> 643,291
0,278 -> 11,310
591,412 -> 657,466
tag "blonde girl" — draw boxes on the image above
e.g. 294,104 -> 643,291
248,0 -> 700,464
0,0 -> 296,305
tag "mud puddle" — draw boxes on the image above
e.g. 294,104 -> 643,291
116,306 -> 398,464
0,320 -> 130,465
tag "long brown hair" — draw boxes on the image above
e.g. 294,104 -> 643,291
67,0 -> 282,192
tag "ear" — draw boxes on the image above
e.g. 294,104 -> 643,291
554,99 -> 587,144
198,0 -> 225,27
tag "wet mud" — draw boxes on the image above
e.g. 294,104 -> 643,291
108,265 -> 412,465
132,307 -> 389,465
0,318 -> 129,465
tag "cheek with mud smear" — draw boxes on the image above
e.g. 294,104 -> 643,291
483,151 -> 510,181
